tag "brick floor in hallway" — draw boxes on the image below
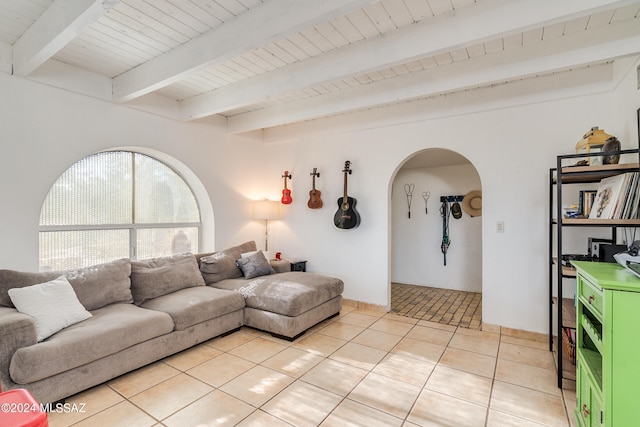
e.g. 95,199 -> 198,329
391,283 -> 482,329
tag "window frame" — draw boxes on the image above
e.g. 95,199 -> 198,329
39,150 -> 202,269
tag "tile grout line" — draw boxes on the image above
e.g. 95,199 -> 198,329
55,306 -> 571,427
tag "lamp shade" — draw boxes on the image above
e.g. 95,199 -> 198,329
253,200 -> 280,220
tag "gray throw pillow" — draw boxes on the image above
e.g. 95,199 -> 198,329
236,251 -> 275,279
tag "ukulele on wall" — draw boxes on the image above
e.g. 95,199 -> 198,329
334,161 -> 361,229
307,168 -> 323,209
281,171 -> 292,204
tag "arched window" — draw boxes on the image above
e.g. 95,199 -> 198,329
39,151 -> 201,271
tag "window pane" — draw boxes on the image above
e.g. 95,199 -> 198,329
40,230 -> 130,271
39,151 -> 202,270
40,151 -> 132,225
136,227 -> 199,259
134,153 -> 200,223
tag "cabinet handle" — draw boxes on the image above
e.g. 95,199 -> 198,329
582,404 -> 591,418
588,295 -> 595,304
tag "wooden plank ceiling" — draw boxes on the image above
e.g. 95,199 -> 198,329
1,0 -> 639,133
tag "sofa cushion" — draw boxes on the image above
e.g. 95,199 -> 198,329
212,272 -> 344,317
130,253 -> 205,305
236,251 -> 275,279
8,276 -> 92,342
9,303 -> 174,384
140,286 -> 245,331
199,252 -> 241,283
0,259 -> 132,311
199,241 -> 257,284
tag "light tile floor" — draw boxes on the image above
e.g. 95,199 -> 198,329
48,303 -> 576,427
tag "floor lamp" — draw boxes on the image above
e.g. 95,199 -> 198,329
253,200 -> 280,255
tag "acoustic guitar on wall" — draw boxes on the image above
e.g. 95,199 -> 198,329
334,161 -> 360,229
281,171 -> 292,204
307,168 -> 323,209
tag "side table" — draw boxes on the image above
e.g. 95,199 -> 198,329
290,260 -> 307,272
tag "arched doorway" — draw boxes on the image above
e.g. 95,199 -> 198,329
389,148 -> 483,328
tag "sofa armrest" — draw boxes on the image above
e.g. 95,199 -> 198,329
270,260 -> 290,274
0,307 -> 37,390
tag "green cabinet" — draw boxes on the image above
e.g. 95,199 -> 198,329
572,261 -> 640,427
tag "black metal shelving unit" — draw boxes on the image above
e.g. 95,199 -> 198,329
549,148 -> 640,388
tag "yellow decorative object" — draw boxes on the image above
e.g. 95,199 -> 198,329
575,127 -> 614,165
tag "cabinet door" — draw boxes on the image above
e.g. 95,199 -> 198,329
606,290 -> 640,426
577,359 -> 603,427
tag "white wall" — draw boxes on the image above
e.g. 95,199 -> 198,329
0,73 -> 263,272
1,57 -> 638,335
261,61 -> 640,334
391,163 -> 482,292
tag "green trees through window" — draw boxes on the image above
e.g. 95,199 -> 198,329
39,151 -> 201,271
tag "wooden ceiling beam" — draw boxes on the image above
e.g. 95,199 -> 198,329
180,0 -> 636,121
225,19 -> 640,133
112,0 -> 377,102
12,0 -> 118,77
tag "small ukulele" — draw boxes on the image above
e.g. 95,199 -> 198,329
281,171 -> 292,204
334,161 -> 361,229
307,168 -> 323,209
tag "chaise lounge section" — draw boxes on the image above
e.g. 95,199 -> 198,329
198,241 -> 343,340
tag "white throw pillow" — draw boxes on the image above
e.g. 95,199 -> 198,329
8,275 -> 92,342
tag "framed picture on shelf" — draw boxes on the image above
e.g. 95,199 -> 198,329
589,174 -> 628,219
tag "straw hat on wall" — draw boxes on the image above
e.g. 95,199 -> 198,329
462,190 -> 482,217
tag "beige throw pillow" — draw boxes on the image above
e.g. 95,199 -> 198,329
8,276 -> 92,342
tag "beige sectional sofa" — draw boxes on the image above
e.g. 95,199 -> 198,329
0,241 -> 343,404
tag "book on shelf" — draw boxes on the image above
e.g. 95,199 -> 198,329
589,172 -> 639,220
614,174 -> 638,219
617,172 -> 639,219
578,190 -> 597,217
623,173 -> 640,219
